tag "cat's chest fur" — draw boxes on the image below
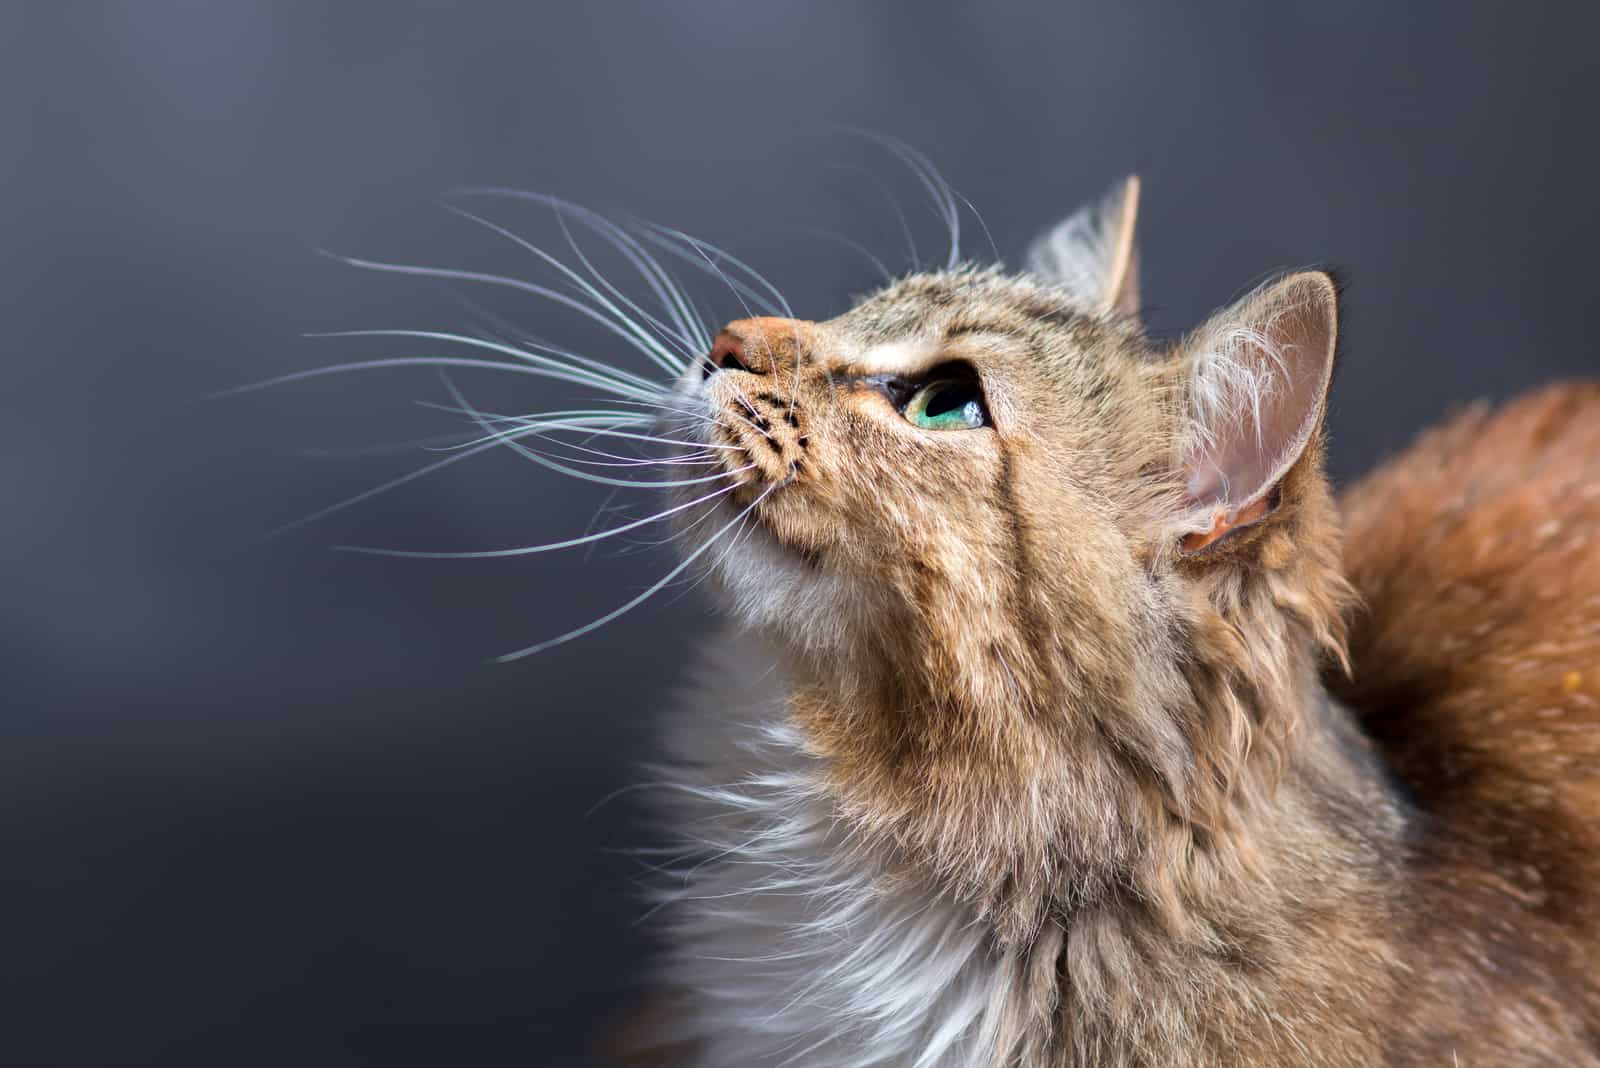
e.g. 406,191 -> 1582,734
652,633 -> 1032,1068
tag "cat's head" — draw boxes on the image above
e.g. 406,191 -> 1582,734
663,179 -> 1351,926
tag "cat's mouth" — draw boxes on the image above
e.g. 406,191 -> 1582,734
664,381 -> 823,567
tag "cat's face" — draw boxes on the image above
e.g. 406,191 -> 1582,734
664,180 -> 1337,711
666,270 -> 1167,708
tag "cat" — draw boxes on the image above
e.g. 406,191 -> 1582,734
297,173 -> 1600,1064
603,177 -> 1600,1066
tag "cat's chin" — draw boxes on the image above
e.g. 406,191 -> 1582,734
686,495 -> 853,654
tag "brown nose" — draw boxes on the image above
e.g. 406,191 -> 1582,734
702,317 -> 815,379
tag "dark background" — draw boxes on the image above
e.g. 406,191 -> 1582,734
5,3 -> 1597,1065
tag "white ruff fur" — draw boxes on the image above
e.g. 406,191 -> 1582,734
650,630 -> 1027,1067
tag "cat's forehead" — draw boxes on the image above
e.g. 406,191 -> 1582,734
836,269 -> 1071,337
826,268 -> 1140,376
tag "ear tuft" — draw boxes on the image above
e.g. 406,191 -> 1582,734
1025,176 -> 1141,317
1176,271 -> 1338,539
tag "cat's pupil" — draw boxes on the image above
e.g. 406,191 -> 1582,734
924,384 -> 972,418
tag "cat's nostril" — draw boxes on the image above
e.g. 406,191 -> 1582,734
705,331 -> 767,377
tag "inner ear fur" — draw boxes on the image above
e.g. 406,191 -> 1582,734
1025,176 -> 1141,318
1172,271 -> 1339,554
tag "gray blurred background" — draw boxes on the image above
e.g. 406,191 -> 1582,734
4,2 -> 1597,1064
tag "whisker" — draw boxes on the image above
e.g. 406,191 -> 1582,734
837,128 -> 970,271
493,481 -> 779,661
213,354 -> 663,405
440,203 -> 689,376
949,184 -> 1000,265
606,396 -> 740,436
636,225 -> 792,322
415,400 -> 738,453
450,301 -> 673,403
652,229 -> 760,325
434,374 -> 743,490
445,440 -> 723,469
448,431 -> 723,469
662,482 -> 771,605
581,484 -> 626,564
651,226 -> 794,321
322,328 -> 667,400
336,479 -> 746,559
262,434 -> 510,540
294,430 -> 481,458
619,492 -> 743,550
824,162 -> 920,272
456,189 -> 712,354
318,253 -> 681,388
548,205 -> 701,363
784,226 -> 894,285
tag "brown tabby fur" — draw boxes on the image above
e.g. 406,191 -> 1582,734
622,203 -> 1600,1064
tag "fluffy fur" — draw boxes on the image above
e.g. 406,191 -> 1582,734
614,183 -> 1600,1066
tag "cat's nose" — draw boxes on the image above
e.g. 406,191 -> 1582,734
702,317 -> 814,379
705,331 -> 765,377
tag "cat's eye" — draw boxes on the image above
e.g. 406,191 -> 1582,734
903,377 -> 988,431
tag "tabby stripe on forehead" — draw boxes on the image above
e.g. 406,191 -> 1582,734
944,310 -> 1076,343
943,321 -> 1021,342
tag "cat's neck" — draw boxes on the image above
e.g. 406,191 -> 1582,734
790,662 -> 1411,1064
783,642 -> 1408,938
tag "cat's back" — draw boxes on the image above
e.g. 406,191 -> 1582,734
1332,382 -> 1600,937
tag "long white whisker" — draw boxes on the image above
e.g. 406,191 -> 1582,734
441,430 -> 722,469
453,311 -> 676,402
547,205 -> 702,363
434,374 -> 739,490
606,396 -> 740,435
336,479 -> 746,559
662,479 -> 772,605
950,184 -> 1000,264
415,401 -> 738,453
323,329 -> 665,399
262,435 -> 509,539
478,434 -> 750,489
493,481 -> 778,661
716,387 -> 776,440
825,162 -> 920,272
441,204 -> 688,376
836,128 -> 966,270
320,252 -> 682,386
312,250 -> 673,393
213,354 -> 662,404
663,231 -> 760,324
639,224 -> 794,320
295,431 -> 481,458
786,226 -> 894,284
434,429 -> 722,468
457,189 -> 712,354
864,130 -> 962,269
618,488 -> 746,550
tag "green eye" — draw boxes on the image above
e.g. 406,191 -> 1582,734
903,379 -> 988,430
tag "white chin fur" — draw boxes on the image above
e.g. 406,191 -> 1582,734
699,507 -> 852,654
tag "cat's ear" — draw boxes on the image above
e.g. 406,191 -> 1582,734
1025,175 -> 1141,317
1171,271 -> 1339,553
